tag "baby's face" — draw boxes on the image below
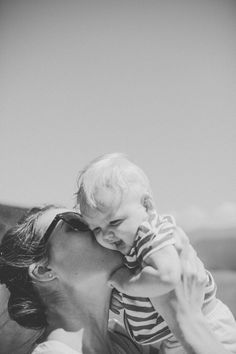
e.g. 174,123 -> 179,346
83,187 -> 148,255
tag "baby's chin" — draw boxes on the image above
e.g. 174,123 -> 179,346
115,240 -> 132,255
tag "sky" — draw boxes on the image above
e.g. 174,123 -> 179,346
0,0 -> 236,228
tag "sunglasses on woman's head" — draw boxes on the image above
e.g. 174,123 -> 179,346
41,212 -> 90,245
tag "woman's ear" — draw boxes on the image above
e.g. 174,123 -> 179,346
28,262 -> 56,282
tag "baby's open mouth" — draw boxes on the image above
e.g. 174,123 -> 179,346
112,240 -> 131,255
113,240 -> 123,247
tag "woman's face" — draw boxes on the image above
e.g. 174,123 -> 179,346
36,208 -> 123,286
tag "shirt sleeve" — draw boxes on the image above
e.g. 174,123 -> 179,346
135,214 -> 176,262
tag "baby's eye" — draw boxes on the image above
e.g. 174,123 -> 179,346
110,219 -> 123,226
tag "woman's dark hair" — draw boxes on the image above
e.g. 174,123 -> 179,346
0,205 -> 57,330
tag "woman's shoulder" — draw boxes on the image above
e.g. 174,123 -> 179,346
32,340 -> 81,354
32,322 -> 152,354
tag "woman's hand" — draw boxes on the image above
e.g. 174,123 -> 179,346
173,227 -> 207,315
154,227 -> 207,336
163,227 -> 231,354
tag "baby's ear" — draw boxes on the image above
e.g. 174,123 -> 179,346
141,194 -> 155,213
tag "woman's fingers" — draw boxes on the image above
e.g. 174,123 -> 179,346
173,226 -> 190,254
177,239 -> 208,310
195,257 -> 207,285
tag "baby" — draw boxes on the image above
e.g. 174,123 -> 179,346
76,153 -> 236,351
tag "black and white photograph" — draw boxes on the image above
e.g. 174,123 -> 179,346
0,1 -> 236,353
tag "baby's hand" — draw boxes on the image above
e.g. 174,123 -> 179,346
109,266 -> 134,293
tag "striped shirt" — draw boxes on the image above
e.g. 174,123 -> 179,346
121,213 -> 217,345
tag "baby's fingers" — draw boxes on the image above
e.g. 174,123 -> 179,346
110,301 -> 123,314
109,289 -> 123,314
110,297 -> 124,313
112,288 -> 123,302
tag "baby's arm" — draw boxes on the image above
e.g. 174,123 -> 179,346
109,244 -> 181,297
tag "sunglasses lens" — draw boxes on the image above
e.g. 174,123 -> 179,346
62,213 -> 89,231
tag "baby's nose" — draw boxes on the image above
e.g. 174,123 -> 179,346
103,231 -> 117,242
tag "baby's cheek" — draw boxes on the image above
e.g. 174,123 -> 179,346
120,220 -> 135,235
132,214 -> 146,232
94,233 -> 104,246
129,214 -> 148,238
96,234 -> 117,251
122,223 -> 139,243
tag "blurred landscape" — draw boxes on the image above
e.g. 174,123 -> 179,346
0,203 -> 236,354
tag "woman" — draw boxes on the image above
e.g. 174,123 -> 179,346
0,205 -> 231,354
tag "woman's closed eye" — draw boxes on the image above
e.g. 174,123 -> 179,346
93,227 -> 101,235
65,223 -> 78,232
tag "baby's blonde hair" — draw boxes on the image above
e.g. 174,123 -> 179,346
76,153 -> 151,214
